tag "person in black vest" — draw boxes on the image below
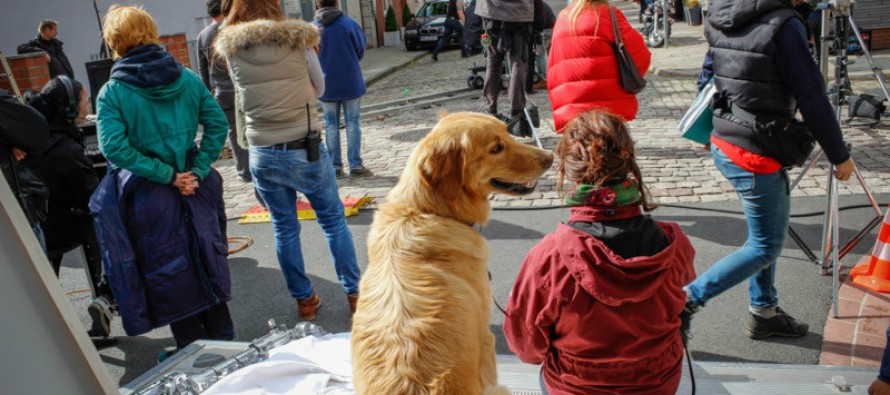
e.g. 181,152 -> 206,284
432,0 -> 469,60
684,0 -> 853,340
18,19 -> 75,79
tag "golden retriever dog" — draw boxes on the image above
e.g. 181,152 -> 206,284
351,112 -> 553,394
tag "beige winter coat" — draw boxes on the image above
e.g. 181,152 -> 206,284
215,19 -> 320,146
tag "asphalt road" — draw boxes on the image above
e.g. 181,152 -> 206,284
57,192 -> 888,386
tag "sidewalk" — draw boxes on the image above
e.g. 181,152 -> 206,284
212,4 -> 890,373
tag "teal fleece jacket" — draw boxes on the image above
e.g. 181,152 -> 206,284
97,59 -> 228,184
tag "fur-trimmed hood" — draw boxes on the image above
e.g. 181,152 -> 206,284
215,19 -> 319,60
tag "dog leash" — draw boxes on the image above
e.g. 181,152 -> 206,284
488,270 -> 509,316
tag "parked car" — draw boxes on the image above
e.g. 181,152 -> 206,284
403,0 -> 461,50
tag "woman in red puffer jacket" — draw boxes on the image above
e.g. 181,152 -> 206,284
547,0 -> 650,132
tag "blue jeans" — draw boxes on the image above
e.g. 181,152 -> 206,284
433,18 -> 466,56
320,99 -> 363,170
685,145 -> 791,308
249,143 -> 361,299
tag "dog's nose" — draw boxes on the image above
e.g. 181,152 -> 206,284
540,152 -> 554,169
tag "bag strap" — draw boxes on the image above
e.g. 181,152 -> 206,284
609,6 -> 623,46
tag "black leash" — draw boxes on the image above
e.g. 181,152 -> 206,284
685,344 -> 696,395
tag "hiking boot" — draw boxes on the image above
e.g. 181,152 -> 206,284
532,79 -> 548,91
350,167 -> 373,178
746,306 -> 809,339
347,293 -> 359,314
298,293 -> 321,321
87,295 -> 113,338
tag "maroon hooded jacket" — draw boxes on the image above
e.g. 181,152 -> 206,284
504,217 -> 695,395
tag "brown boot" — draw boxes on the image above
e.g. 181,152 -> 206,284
532,79 -> 548,91
298,293 -> 321,320
347,294 -> 359,314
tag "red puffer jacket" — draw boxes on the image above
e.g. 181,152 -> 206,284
547,5 -> 651,132
504,216 -> 695,395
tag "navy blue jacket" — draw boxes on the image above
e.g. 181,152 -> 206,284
313,9 -> 367,101
89,166 -> 230,336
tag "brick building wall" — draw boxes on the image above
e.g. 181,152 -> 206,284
871,28 -> 890,50
0,52 -> 50,94
853,0 -> 890,49
158,33 -> 192,69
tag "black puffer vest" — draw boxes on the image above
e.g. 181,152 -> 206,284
706,0 -> 800,155
706,0 -> 799,116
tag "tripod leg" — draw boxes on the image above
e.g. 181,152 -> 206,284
831,174 -> 840,318
820,168 -> 837,275
790,150 -> 823,191
847,16 -> 890,103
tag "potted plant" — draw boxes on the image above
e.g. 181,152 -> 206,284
384,5 -> 400,47
684,0 -> 703,26
401,3 -> 413,41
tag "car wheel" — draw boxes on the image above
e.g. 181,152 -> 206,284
405,42 -> 419,51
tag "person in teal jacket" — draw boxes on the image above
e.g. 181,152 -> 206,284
95,5 -> 233,358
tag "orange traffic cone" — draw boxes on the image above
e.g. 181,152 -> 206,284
851,205 -> 890,293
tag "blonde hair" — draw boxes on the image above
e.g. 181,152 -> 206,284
568,0 -> 610,33
102,5 -> 160,59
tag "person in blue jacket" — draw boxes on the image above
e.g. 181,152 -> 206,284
313,0 -> 371,178
92,5 -> 233,359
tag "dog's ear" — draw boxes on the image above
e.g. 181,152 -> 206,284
437,110 -> 450,120
419,139 -> 464,202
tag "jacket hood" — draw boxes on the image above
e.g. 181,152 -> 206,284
315,7 -> 343,26
215,19 -> 319,64
554,222 -> 693,306
707,0 -> 791,31
110,44 -> 183,90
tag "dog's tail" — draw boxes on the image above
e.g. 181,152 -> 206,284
482,385 -> 512,395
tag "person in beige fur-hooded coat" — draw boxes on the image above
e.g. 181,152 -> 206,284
214,0 -> 363,321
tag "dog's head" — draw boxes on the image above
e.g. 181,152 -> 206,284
398,112 -> 553,222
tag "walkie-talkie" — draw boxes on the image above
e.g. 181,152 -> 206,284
305,104 -> 320,162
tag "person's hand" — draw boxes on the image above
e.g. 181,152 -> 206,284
44,54 -> 51,63
172,172 -> 198,196
834,158 -> 854,181
868,378 -> 890,395
11,148 -> 26,161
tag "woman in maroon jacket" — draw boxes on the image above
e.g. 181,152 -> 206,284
504,110 -> 696,395
547,0 -> 650,132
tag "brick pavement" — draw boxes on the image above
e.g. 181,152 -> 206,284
211,0 -> 890,370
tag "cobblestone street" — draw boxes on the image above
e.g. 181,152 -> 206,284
214,1 -> 890,219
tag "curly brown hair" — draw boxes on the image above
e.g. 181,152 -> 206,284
556,109 -> 657,211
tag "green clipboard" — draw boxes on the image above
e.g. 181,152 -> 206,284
678,79 -> 716,145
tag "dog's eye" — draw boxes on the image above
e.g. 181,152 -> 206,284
490,143 -> 504,155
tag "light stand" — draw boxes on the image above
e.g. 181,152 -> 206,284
786,1 -> 884,318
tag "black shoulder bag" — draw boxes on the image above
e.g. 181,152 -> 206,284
609,6 -> 646,94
